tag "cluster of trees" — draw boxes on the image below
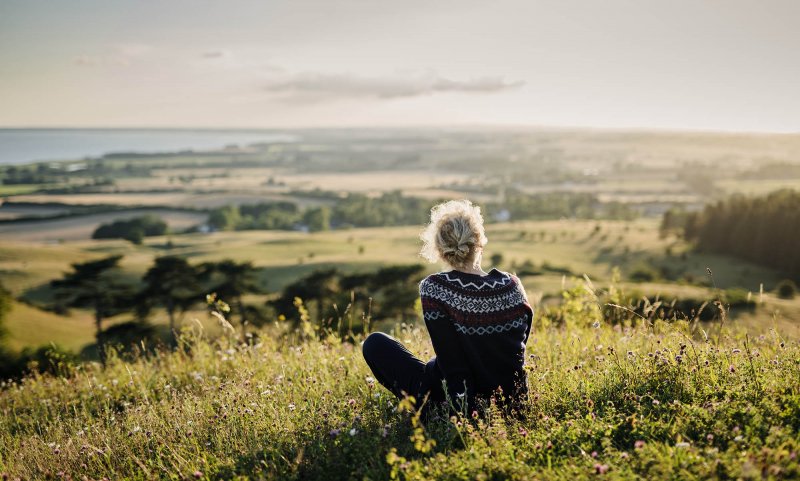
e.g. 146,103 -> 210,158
488,190 -> 638,221
208,192 -> 431,232
42,254 -> 425,363
48,255 -> 263,359
270,264 -> 425,334
331,191 -> 431,227
207,190 -> 641,234
208,202 -> 329,232
92,215 -> 167,244
1,165 -> 59,185
665,189 -> 800,277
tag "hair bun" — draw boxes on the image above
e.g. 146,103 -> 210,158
419,199 -> 488,269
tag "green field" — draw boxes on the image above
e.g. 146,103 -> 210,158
2,218 -> 798,354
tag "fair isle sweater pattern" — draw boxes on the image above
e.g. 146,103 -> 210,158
419,268 -> 533,401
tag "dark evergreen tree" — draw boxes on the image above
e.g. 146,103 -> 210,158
50,255 -> 135,362
137,256 -> 201,344
200,260 -> 263,332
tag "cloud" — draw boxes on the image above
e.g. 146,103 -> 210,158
263,71 -> 524,99
202,50 -> 229,59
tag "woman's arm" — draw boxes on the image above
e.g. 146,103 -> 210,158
511,274 -> 534,343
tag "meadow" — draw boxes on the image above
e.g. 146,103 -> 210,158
1,286 -> 799,480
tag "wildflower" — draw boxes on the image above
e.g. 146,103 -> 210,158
706,434 -> 714,442
728,365 -> 736,373
652,399 -> 660,405
288,403 -> 296,411
594,463 -> 609,474
734,435 -> 744,442
732,348 -> 741,354
518,427 -> 528,437
329,428 -> 341,437
193,471 -> 203,479
347,398 -> 356,408
675,354 -> 682,363
591,451 -> 598,458
382,426 -> 389,438
592,321 -> 600,329
620,452 -> 629,459
349,428 -> 357,436
365,376 -> 375,383
634,440 -> 645,450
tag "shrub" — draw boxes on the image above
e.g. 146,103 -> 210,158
776,279 -> 797,299
629,264 -> 658,282
92,215 -> 167,243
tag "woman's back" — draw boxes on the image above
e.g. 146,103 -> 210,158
362,199 -> 533,416
420,268 -> 533,407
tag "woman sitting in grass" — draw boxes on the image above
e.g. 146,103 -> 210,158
362,199 -> 533,415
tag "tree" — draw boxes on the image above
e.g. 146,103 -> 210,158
92,215 -> 167,244
490,253 -> 504,267
303,206 -> 331,232
50,255 -> 134,362
269,268 -> 339,328
776,279 -> 797,300
0,281 -> 12,343
207,205 -> 242,231
369,265 -> 425,321
137,256 -> 200,344
200,260 -> 263,331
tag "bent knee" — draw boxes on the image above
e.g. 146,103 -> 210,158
362,332 -> 393,360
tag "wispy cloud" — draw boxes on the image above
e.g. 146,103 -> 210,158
202,50 -> 229,59
263,71 -> 524,100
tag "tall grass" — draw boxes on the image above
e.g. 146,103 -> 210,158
1,284 -> 799,480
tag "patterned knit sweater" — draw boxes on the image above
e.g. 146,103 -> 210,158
419,268 -> 533,410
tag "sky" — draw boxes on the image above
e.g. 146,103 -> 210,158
1,0 -> 799,132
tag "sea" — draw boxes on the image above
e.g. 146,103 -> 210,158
0,129 -> 298,165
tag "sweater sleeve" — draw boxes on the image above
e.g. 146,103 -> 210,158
511,274 -> 534,344
419,279 -> 475,410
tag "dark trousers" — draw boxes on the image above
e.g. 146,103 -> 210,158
362,332 -> 445,407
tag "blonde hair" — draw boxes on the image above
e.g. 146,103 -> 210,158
420,199 -> 488,269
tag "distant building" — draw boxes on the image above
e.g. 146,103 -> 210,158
493,209 -> 511,222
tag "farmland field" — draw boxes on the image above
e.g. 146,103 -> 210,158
2,216 -> 799,353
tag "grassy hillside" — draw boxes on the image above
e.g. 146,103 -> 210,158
1,291 -> 798,480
